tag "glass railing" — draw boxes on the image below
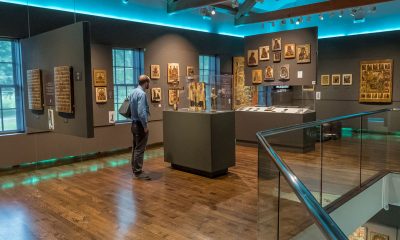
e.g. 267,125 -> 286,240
257,108 -> 400,239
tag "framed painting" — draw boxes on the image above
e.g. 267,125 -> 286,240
168,63 -> 179,84
150,65 -> 160,79
259,46 -> 270,61
279,64 -> 290,81
168,89 -> 179,106
332,74 -> 341,85
187,66 -> 195,80
247,50 -> 258,66
93,69 -> 107,86
252,69 -> 262,84
265,66 -> 274,81
302,85 -> 315,92
95,87 -> 108,103
296,44 -> 311,63
342,74 -> 353,85
284,44 -> 296,59
272,38 -> 281,51
360,59 -> 393,103
151,88 -> 162,102
369,232 -> 388,240
273,52 -> 281,63
321,75 -> 330,86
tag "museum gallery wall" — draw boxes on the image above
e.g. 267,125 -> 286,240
0,2 -> 243,168
244,27 -> 318,86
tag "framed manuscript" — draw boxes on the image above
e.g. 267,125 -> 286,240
359,59 -> 393,103
54,66 -> 73,113
27,69 -> 43,110
168,63 -> 179,84
93,69 -> 107,86
95,87 -> 107,103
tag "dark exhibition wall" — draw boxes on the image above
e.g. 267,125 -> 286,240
0,2 -> 243,168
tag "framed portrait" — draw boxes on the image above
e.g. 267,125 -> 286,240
279,64 -> 290,80
368,232 -> 388,240
265,66 -> 274,81
332,74 -> 341,85
151,88 -> 162,102
360,59 -> 393,103
284,44 -> 296,59
272,38 -> 281,51
259,46 -> 270,61
93,69 -> 107,86
342,74 -> 353,85
187,66 -> 195,80
95,87 -> 108,103
150,65 -> 160,79
296,44 -> 311,64
348,227 -> 367,240
273,52 -> 281,63
247,50 -> 258,66
167,63 -> 179,84
252,69 -> 262,84
168,89 -> 179,106
321,75 -> 330,86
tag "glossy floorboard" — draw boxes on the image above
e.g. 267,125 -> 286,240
0,147 -> 258,240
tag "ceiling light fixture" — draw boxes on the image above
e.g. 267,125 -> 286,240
281,19 -> 286,25
210,7 -> 216,15
319,14 -> 324,20
290,18 -> 294,24
122,0 -> 128,4
339,10 -> 343,18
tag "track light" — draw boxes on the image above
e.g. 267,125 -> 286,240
319,14 -> 324,20
122,0 -> 128,4
211,7 -> 216,15
339,10 -> 343,18
290,18 -> 294,24
281,19 -> 286,25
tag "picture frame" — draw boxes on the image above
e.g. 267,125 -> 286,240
273,52 -> 281,63
151,88 -> 162,102
252,69 -> 262,84
272,38 -> 282,51
95,87 -> 108,103
259,46 -> 270,61
342,74 -> 353,85
360,59 -> 393,103
302,85 -> 315,92
348,226 -> 367,240
265,66 -> 274,81
284,44 -> 296,59
279,64 -> 290,81
150,65 -> 160,79
321,75 -> 330,86
368,232 -> 388,240
332,74 -> 341,85
93,69 -> 107,86
167,63 -> 179,84
296,44 -> 311,64
187,66 -> 195,80
168,89 -> 179,106
247,50 -> 258,66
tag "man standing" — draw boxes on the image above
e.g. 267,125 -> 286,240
129,75 -> 151,180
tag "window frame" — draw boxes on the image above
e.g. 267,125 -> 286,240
199,54 -> 220,110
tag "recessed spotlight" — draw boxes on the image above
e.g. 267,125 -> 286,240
122,0 -> 128,4
319,14 -> 324,20
339,10 -> 343,18
211,7 -> 216,15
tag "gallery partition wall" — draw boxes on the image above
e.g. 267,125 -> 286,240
112,48 -> 144,122
0,39 -> 23,134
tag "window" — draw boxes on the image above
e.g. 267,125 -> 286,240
0,39 -> 23,134
199,55 -> 220,110
112,48 -> 144,122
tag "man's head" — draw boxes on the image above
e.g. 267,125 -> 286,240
139,75 -> 150,90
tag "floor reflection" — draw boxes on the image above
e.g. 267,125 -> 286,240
0,203 -> 35,240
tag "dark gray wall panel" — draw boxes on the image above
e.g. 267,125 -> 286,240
21,22 -> 94,138
244,27 -> 318,86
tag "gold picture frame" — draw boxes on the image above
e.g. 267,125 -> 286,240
284,44 -> 296,59
95,87 -> 107,103
168,89 -> 179,106
369,232 -> 388,240
252,69 -> 262,84
272,38 -> 281,51
247,50 -> 258,66
265,66 -> 274,81
93,69 -> 107,87
151,88 -> 162,102
279,64 -> 290,80
273,52 -> 281,63
321,75 -> 330,86
332,74 -> 341,85
342,74 -> 353,85
259,46 -> 270,61
296,44 -> 311,64
168,63 -> 179,84
150,65 -> 160,79
187,66 -> 195,80
360,59 -> 393,103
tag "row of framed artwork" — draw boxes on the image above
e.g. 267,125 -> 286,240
252,64 -> 290,84
150,64 -> 195,84
248,38 -> 311,66
150,87 -> 180,106
320,74 -> 353,86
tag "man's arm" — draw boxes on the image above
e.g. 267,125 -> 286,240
138,93 -> 148,131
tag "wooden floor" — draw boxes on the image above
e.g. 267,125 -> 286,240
0,146 -> 258,240
1,134 -> 399,240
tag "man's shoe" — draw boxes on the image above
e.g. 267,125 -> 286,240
134,172 -> 151,180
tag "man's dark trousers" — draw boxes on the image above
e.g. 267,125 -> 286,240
131,121 -> 149,174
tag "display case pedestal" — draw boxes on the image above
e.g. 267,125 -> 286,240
163,110 -> 235,178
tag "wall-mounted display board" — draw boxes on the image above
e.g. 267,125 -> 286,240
27,69 -> 43,110
21,21 -> 94,138
359,59 -> 393,103
54,66 -> 73,113
244,27 -> 317,86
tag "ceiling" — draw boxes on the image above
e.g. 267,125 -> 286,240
1,0 -> 400,38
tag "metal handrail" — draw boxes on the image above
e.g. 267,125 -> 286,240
256,108 -> 394,240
